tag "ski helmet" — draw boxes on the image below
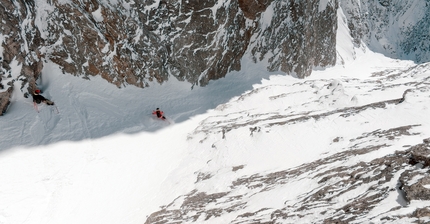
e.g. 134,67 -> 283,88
35,89 -> 41,94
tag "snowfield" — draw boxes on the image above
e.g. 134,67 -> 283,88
0,56 -> 274,223
1,47 -> 430,223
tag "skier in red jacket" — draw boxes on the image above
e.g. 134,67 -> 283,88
152,108 -> 166,120
31,89 -> 55,113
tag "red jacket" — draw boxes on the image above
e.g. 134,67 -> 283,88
152,110 -> 164,118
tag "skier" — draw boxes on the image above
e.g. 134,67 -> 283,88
152,108 -> 166,120
32,89 -> 55,112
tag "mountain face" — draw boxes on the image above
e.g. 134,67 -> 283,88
340,0 -> 430,62
0,2 -> 430,223
0,0 -> 429,115
1,0 -> 337,115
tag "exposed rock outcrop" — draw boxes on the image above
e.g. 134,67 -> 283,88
0,0 -> 44,114
250,0 -> 338,78
0,86 -> 12,115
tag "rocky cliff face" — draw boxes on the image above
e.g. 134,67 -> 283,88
0,0 -> 44,114
0,0 -> 337,115
340,0 -> 430,62
249,0 -> 337,77
1,0 -> 429,116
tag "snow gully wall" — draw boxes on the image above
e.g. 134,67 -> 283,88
3,0 -> 429,115
0,0 -> 338,115
340,0 -> 430,62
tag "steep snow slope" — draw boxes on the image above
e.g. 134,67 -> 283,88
1,48 -> 430,223
0,56 -> 277,223
147,52 -> 430,223
1,59 -> 277,151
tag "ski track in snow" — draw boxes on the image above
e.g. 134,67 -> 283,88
0,59 -> 274,151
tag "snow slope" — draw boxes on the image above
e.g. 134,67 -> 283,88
1,48 -> 429,223
160,51 -> 429,223
1,58 -> 277,151
0,55 -> 278,223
